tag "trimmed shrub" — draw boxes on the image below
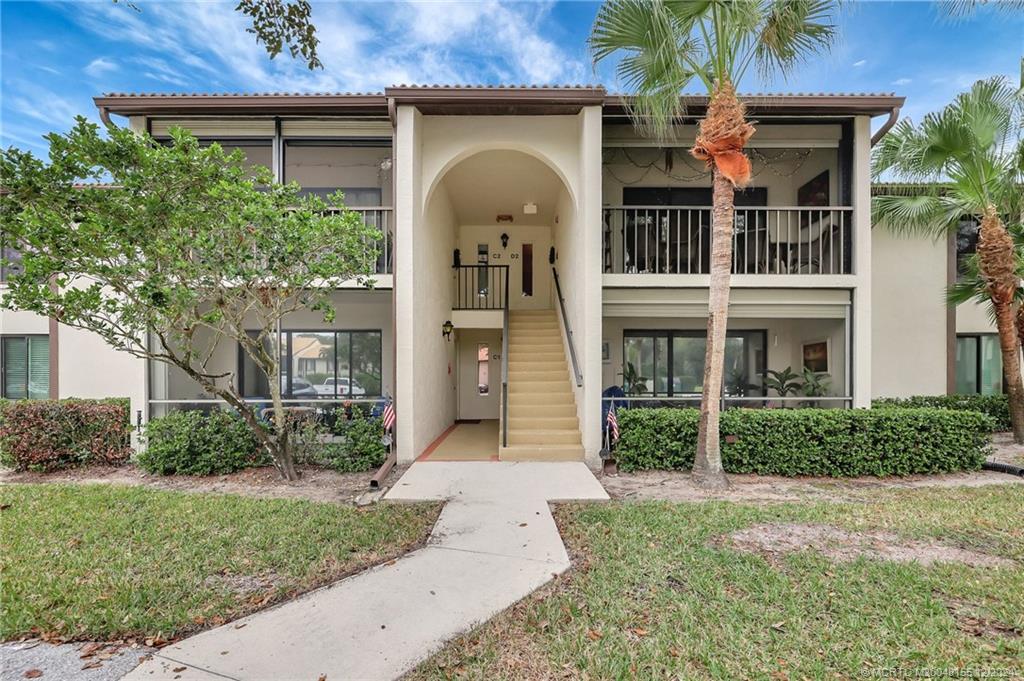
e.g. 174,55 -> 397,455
873,394 -> 1010,432
319,406 -> 387,473
0,398 -> 131,471
615,407 -> 992,476
139,410 -> 267,476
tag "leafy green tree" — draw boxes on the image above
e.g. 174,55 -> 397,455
872,77 -> 1024,442
591,0 -> 838,489
0,119 -> 379,479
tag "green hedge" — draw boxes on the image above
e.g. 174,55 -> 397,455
0,398 -> 131,471
139,410 -> 268,476
615,407 -> 992,476
320,406 -> 387,473
872,394 -> 1010,432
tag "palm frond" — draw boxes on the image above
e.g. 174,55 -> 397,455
591,0 -> 707,140
751,0 -> 838,82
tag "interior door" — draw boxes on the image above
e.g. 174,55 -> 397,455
457,329 -> 501,420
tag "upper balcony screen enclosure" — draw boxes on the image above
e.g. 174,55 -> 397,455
603,145 -> 852,275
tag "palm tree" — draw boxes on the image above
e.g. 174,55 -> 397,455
872,76 -> 1024,441
590,0 -> 838,489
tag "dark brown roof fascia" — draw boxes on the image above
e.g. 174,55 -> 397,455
604,93 -> 906,118
94,93 -> 390,118
384,85 -> 607,115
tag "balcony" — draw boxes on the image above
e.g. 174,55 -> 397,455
351,207 -> 394,275
602,206 -> 853,277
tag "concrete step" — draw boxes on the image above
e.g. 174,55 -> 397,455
510,309 -> 555,317
508,360 -> 567,371
508,429 -> 581,446
509,343 -> 564,352
507,353 -> 565,363
509,380 -> 571,394
508,369 -> 569,382
509,392 -> 574,406
508,416 -> 578,430
499,444 -> 585,462
508,403 -> 577,418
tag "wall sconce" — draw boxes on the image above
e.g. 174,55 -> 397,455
442,320 -> 454,341
500,232 -> 509,249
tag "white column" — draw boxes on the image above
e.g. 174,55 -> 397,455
393,106 -> 420,463
852,115 -> 872,408
579,105 -> 604,463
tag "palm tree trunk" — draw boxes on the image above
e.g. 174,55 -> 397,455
977,207 -> 1024,443
693,165 -> 733,490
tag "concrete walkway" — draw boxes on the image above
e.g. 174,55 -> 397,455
125,461 -> 607,681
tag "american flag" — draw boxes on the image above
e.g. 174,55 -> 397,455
382,397 -> 396,433
606,403 -> 619,443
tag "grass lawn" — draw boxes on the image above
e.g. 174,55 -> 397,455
0,483 -> 438,642
414,486 -> 1024,680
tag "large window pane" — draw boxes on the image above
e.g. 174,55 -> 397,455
2,336 -> 48,399
350,331 -> 382,396
623,337 -> 653,394
2,337 -> 28,399
672,335 -> 705,394
290,332 -> 335,397
27,337 -> 50,399
626,330 -> 766,397
979,335 -> 1003,395
283,142 -> 390,206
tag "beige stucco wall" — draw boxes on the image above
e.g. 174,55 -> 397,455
956,300 -> 995,334
870,228 -> 949,398
457,224 -> 553,310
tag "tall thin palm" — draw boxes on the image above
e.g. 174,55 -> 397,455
591,0 -> 838,489
873,76 -> 1024,441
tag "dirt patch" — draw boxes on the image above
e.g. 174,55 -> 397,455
0,463 -> 405,505
991,432 -> 1024,466
717,523 -> 1015,569
942,595 -> 1022,640
202,572 -> 284,596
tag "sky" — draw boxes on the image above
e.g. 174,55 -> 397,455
1,0 -> 1021,156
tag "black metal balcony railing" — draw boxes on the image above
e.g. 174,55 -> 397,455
603,206 -> 853,275
453,264 -> 509,310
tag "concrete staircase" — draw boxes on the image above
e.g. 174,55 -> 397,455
500,309 -> 584,461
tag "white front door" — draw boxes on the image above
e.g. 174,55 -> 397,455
457,329 -> 501,420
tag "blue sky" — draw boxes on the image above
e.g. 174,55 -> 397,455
1,1 -> 1021,156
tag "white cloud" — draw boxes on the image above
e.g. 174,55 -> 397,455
84,57 -> 119,77
852,59 -> 866,67
892,77 -> 912,86
62,0 -> 582,94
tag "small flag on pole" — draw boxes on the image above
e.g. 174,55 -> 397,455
606,402 -> 619,443
382,397 -> 396,433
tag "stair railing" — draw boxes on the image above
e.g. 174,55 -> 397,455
552,266 -> 583,387
501,265 -> 510,448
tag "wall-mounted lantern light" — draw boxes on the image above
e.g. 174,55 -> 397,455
442,320 -> 454,341
500,232 -> 509,249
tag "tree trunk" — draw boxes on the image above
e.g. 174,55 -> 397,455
268,383 -> 301,481
693,166 -> 733,490
977,207 -> 1024,443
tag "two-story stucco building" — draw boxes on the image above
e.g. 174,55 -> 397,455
0,85 -> 1003,467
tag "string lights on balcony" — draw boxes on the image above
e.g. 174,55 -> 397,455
601,147 -> 814,185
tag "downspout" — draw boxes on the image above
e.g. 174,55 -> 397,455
97,106 -> 114,128
870,106 -> 901,147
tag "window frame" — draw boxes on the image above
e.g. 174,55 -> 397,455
237,328 -> 383,399
622,329 -> 768,397
1,334 -> 50,400
956,333 -> 1003,395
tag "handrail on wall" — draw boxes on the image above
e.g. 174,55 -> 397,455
552,266 -> 583,388
501,266 -> 510,448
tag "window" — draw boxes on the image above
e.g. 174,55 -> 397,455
283,140 -> 390,206
956,218 -> 981,280
239,329 -> 382,398
623,330 -> 766,397
1,335 -> 50,399
477,344 -> 489,395
956,334 -> 1002,395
